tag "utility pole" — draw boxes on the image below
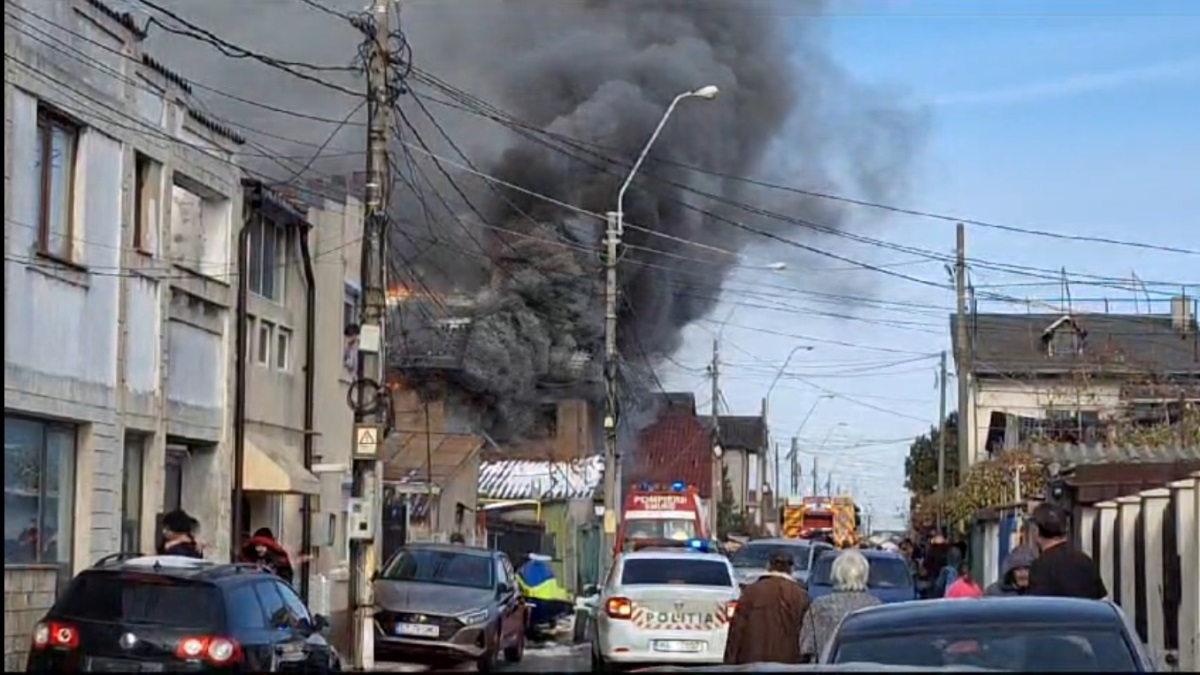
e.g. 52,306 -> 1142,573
349,2 -> 390,670
955,224 -> 970,483
789,436 -> 799,497
601,212 -> 621,572
937,350 -> 948,532
709,338 -> 722,538
812,457 -> 818,496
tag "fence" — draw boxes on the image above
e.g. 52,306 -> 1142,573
1080,471 -> 1199,671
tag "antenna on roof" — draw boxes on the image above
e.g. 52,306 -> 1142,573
1060,267 -> 1073,315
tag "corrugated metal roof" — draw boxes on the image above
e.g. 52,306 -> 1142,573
1029,444 -> 1200,466
478,456 -> 604,500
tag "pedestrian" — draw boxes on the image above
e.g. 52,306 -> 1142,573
157,510 -> 203,558
985,546 -> 1036,597
933,545 -> 963,598
239,528 -> 295,584
945,561 -> 984,598
1028,503 -> 1107,599
724,551 -> 810,665
798,550 -> 882,662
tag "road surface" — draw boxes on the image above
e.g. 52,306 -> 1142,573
374,641 -> 590,672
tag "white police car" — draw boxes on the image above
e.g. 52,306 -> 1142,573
591,541 -> 739,669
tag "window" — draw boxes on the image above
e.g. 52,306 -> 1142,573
257,320 -> 274,366
4,416 -> 77,566
1048,330 -> 1083,358
252,580 -> 290,628
276,327 -> 292,371
121,435 -> 145,553
619,559 -> 733,587
34,109 -> 79,261
808,554 -> 913,589
170,175 -> 230,278
162,446 -> 187,514
56,573 -> 221,629
274,581 -> 311,620
343,287 -> 359,329
226,583 -> 268,630
534,403 -> 558,438
379,549 -> 494,589
248,216 -> 289,302
133,153 -> 163,255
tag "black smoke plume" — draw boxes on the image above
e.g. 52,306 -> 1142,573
134,0 -> 921,440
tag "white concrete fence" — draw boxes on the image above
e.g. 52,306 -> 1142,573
1078,472 -> 1200,672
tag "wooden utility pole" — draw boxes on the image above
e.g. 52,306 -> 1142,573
601,209 -> 621,571
937,350 -> 948,531
955,224 -> 970,480
349,1 -> 391,670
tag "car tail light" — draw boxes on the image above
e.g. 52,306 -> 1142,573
32,621 -> 79,650
605,597 -> 633,619
175,636 -> 243,665
725,601 -> 737,620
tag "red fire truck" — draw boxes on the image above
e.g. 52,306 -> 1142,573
614,482 -> 712,554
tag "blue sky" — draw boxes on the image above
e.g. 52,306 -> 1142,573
662,0 -> 1200,530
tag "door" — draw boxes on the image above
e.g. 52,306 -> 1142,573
274,580 -> 334,671
496,555 -> 523,646
252,580 -> 314,672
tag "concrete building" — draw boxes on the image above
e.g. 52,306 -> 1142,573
717,413 -> 769,524
951,303 -> 1199,473
5,1 -> 242,668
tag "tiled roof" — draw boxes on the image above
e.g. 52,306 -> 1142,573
717,415 -> 767,451
1028,443 -> 1200,467
628,413 -> 714,498
478,456 -> 604,500
952,313 -> 1199,376
382,432 -> 482,484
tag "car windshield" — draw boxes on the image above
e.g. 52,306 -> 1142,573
809,554 -> 912,588
832,627 -> 1138,672
54,572 -> 222,629
729,543 -> 812,571
380,549 -> 493,589
620,558 -> 732,587
623,518 -> 696,542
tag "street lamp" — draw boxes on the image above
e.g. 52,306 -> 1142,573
601,85 -> 720,569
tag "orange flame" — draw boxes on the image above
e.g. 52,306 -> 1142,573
387,284 -> 413,301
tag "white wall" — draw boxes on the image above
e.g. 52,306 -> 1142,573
125,278 -> 161,394
165,321 -> 224,409
5,90 -> 123,386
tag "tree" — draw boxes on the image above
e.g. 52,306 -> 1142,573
904,413 -> 960,496
717,464 -> 747,538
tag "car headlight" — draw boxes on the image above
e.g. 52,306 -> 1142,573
459,609 -> 489,625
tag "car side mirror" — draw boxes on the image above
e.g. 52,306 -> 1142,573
270,608 -> 292,630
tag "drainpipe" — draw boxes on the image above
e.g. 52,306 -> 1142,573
232,209 -> 251,560
298,229 -> 317,604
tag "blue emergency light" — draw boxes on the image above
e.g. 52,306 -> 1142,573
686,539 -> 713,552
671,481 -> 686,492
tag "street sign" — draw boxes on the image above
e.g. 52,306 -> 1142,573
354,424 -> 380,459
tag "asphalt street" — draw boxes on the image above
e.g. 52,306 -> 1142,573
374,642 -> 590,672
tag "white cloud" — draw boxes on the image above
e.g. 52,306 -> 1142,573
929,57 -> 1200,107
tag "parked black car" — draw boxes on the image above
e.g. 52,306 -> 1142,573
372,543 -> 527,671
824,596 -> 1154,671
26,553 -> 340,673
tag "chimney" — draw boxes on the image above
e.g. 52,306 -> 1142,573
1172,296 -> 1194,334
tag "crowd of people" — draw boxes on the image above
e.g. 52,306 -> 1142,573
723,502 -> 1108,665
152,508 -> 302,585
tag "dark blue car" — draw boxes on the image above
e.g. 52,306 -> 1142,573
806,550 -> 916,605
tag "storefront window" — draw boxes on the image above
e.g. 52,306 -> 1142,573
121,435 -> 146,553
4,416 -> 76,566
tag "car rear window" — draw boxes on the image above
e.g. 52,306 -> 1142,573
54,572 -> 222,629
832,627 -> 1138,672
809,554 -> 912,588
730,543 -> 813,571
621,559 -> 732,586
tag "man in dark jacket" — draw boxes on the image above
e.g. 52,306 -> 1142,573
724,552 -> 811,665
1028,503 -> 1107,599
157,510 -> 203,558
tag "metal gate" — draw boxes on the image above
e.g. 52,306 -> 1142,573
485,517 -> 546,564
576,523 -> 601,589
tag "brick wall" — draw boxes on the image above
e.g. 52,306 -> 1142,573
3,568 -> 59,671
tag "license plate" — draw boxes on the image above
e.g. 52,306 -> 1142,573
86,657 -> 165,672
394,622 -> 439,638
653,640 -> 704,653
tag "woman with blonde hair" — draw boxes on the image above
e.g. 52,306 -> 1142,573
799,550 -> 882,662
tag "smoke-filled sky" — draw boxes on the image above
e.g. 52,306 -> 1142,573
131,0 -> 922,439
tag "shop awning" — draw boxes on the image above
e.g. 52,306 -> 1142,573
243,440 -> 320,495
